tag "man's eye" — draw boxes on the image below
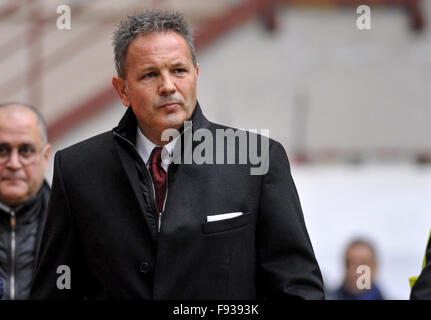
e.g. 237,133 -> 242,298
173,68 -> 186,74
19,146 -> 36,157
143,71 -> 157,79
0,146 -> 9,156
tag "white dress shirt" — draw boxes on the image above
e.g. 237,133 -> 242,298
135,126 -> 179,172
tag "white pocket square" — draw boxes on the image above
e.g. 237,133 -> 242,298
207,212 -> 243,222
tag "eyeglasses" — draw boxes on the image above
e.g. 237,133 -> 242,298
0,144 -> 44,165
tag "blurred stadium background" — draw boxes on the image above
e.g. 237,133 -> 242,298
0,0 -> 430,299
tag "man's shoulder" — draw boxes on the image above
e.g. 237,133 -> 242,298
53,131 -> 119,179
207,121 -> 282,152
204,121 -> 288,177
55,130 -> 116,168
58,131 -> 114,156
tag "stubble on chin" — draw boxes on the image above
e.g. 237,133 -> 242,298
162,108 -> 190,128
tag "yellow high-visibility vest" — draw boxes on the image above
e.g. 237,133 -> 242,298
409,231 -> 431,288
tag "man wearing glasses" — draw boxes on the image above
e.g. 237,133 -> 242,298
0,103 -> 51,300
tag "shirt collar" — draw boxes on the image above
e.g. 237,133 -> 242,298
135,126 -> 179,170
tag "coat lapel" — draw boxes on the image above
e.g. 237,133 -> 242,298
112,108 -> 158,246
114,140 -> 158,247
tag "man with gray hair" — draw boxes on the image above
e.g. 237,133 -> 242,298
0,102 -> 51,300
30,10 -> 324,299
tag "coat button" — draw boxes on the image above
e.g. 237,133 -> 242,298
139,262 -> 151,274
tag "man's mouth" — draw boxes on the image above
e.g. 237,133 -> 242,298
159,101 -> 181,110
1,177 -> 25,183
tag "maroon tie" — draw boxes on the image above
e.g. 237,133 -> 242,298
149,146 -> 166,214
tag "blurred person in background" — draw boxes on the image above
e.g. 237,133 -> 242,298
328,238 -> 385,300
0,103 -> 51,300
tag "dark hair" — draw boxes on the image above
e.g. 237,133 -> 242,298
112,10 -> 197,79
344,238 -> 378,265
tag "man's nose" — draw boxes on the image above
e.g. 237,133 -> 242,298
158,72 -> 176,96
6,150 -> 22,170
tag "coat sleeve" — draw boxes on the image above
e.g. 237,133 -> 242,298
256,140 -> 325,299
29,151 -> 87,299
410,233 -> 431,299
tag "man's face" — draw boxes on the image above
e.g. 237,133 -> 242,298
0,106 -> 50,207
113,31 -> 199,144
344,244 -> 376,292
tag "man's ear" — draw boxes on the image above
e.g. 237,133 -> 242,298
112,77 -> 131,107
42,143 -> 51,170
195,63 -> 199,78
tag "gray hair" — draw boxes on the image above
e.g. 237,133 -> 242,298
113,10 -> 197,79
0,102 -> 48,145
